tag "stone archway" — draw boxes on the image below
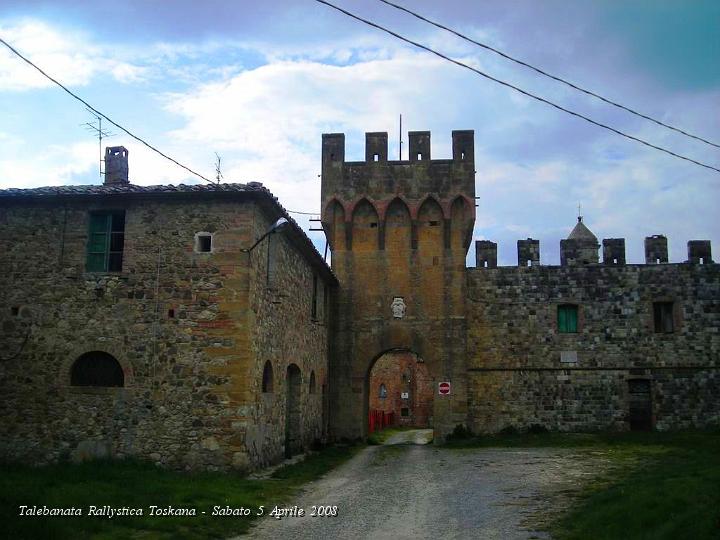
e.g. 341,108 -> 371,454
366,350 -> 434,435
285,364 -> 302,458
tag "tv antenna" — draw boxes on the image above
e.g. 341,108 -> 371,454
81,107 -> 114,181
214,152 -> 224,184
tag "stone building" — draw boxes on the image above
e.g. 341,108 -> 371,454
1,130 -> 719,471
321,130 -> 719,441
0,148 -> 335,471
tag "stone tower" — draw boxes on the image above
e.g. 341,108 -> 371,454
321,130 -> 476,440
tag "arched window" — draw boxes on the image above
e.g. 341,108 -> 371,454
379,383 -> 388,399
70,351 -> 124,387
309,370 -> 317,394
262,361 -> 274,393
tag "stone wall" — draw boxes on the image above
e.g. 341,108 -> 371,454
0,190 -> 332,471
467,262 -> 720,433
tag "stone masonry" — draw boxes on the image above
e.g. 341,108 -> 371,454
0,176 -> 335,471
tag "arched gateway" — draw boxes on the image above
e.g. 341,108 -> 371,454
321,130 -> 476,440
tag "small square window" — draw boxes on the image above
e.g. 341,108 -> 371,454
196,233 -> 212,253
558,304 -> 578,333
401,408 -> 409,417
653,302 -> 674,333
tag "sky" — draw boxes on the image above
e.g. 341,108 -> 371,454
0,0 -> 718,266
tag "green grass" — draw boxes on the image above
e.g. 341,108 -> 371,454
444,430 -> 720,539
0,444 -> 362,540
366,426 -> 415,445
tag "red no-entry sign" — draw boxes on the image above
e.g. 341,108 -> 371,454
438,382 -> 451,395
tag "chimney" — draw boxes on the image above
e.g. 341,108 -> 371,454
104,146 -> 129,185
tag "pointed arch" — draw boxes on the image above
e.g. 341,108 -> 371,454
324,199 -> 346,251
352,198 -> 380,252
384,197 -> 412,252
450,196 -> 471,251
417,197 -> 444,255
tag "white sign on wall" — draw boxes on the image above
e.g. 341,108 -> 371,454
401,392 -> 409,399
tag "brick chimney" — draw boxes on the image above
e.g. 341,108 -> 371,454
104,146 -> 129,185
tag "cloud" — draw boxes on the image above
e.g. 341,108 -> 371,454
0,19 -> 147,91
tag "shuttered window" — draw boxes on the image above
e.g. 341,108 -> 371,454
557,304 -> 579,333
653,302 -> 674,333
86,211 -> 125,272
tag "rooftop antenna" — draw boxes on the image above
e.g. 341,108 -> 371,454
399,114 -> 403,160
81,107 -> 114,181
214,152 -> 224,184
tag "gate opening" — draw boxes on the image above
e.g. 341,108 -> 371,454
368,350 -> 433,435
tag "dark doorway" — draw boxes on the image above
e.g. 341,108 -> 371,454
285,364 -> 302,458
70,351 -> 124,387
628,379 -> 653,431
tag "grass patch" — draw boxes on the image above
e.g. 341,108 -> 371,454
444,430 -> 720,539
0,444 -> 362,540
366,426 -> 415,445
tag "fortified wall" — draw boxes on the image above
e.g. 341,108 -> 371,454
468,231 -> 720,433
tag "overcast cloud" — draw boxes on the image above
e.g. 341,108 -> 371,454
0,0 -> 718,265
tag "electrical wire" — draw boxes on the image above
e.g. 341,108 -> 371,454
379,0 -> 720,150
0,37 -> 214,184
315,0 -> 720,174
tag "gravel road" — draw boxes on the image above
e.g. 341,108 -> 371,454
240,431 -> 603,540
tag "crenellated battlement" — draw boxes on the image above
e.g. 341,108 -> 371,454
321,130 -> 476,253
321,130 -> 475,207
474,235 -> 714,268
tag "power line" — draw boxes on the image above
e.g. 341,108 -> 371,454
287,209 -> 321,215
379,0 -> 720,150
0,37 -> 214,183
315,0 -> 720,174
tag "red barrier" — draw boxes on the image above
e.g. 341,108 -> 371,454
369,410 -> 396,434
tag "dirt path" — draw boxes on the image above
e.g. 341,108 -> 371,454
240,433 -> 604,540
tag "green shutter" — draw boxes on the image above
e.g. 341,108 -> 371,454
86,212 -> 124,272
558,305 -> 578,333
567,306 -> 578,332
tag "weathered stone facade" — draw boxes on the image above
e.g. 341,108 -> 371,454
467,262 -> 720,432
321,130 -> 475,440
322,130 -> 719,440
1,131 -> 718,471
0,179 -> 335,471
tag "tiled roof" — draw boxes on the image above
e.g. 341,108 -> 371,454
0,181 -> 336,282
568,217 -> 598,242
0,182 -> 263,197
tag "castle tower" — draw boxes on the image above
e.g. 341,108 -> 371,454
321,130 -> 475,440
560,216 -> 599,265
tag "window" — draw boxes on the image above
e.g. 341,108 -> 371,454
262,361 -> 274,393
653,302 -> 674,333
401,407 -> 409,417
86,211 -> 125,272
71,351 -> 124,387
557,304 -> 578,333
309,370 -> 316,394
195,233 -> 212,253
378,383 -> 387,399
